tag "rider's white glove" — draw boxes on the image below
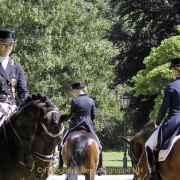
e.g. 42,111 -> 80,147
0,104 -> 8,115
154,121 -> 160,129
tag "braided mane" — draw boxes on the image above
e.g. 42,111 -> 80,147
21,92 -> 55,108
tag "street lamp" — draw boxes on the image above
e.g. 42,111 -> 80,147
121,91 -> 131,169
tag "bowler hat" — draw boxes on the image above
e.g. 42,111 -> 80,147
169,57 -> 180,69
0,29 -> 16,43
72,82 -> 85,90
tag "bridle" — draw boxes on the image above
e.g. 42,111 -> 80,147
40,121 -> 64,138
34,121 -> 64,162
129,138 -> 148,180
3,107 -> 64,179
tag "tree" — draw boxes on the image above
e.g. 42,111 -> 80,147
132,29 -> 180,121
0,0 -> 124,148
108,0 -> 180,132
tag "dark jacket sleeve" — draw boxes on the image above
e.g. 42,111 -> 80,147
91,101 -> 96,121
17,64 -> 29,102
156,85 -> 170,125
70,100 -> 75,114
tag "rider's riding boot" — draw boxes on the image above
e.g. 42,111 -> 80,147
97,150 -> 106,176
55,145 -> 64,175
146,146 -> 161,180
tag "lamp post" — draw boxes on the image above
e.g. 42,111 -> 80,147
121,91 -> 131,169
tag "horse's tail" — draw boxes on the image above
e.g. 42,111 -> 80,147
66,135 -> 88,180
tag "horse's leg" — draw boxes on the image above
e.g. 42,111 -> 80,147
90,170 -> 96,180
84,143 -> 98,180
85,170 -> 96,180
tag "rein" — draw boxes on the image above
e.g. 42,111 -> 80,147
2,120 -> 37,171
34,152 -> 54,162
129,138 -> 148,180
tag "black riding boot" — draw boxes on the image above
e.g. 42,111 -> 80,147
55,146 -> 64,175
58,146 -> 63,169
98,150 -> 102,169
97,150 -> 106,176
146,146 -> 161,180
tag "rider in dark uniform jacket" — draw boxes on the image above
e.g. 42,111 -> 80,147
146,57 -> 180,180
58,82 -> 104,174
0,29 -> 29,105
63,84 -> 97,143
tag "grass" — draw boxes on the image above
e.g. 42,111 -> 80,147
50,151 -> 134,175
102,151 -> 133,175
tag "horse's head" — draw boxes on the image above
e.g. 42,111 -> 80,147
10,93 -> 73,179
119,121 -> 156,180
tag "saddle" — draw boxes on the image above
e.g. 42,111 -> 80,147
73,125 -> 88,132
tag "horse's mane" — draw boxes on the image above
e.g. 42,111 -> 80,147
20,92 -> 56,109
136,121 -> 155,142
9,93 -> 56,123
143,121 -> 155,131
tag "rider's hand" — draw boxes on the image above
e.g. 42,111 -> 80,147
154,120 -> 160,129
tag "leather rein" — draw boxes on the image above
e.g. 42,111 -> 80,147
129,138 -> 148,180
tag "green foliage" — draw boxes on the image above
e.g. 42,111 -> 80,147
177,25 -> 180,34
0,0 -> 123,137
132,34 -> 180,119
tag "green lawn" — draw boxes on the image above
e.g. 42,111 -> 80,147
102,151 -> 133,175
50,151 -> 134,175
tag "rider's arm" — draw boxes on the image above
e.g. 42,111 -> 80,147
155,85 -> 170,125
91,101 -> 96,121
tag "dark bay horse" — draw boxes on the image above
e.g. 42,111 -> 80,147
0,93 -> 72,180
120,121 -> 180,180
62,131 -> 99,180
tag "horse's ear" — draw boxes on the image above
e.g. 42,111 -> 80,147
119,136 -> 131,144
60,114 -> 74,123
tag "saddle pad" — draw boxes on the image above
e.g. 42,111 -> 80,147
158,135 -> 180,162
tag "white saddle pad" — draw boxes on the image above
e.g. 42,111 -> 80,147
158,135 -> 180,161
145,126 -> 180,162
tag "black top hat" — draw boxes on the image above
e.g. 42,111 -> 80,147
0,29 -> 16,43
72,82 -> 85,90
169,57 -> 180,69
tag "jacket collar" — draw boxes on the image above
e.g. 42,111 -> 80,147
0,57 -> 16,83
78,94 -> 86,97
176,76 -> 180,80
